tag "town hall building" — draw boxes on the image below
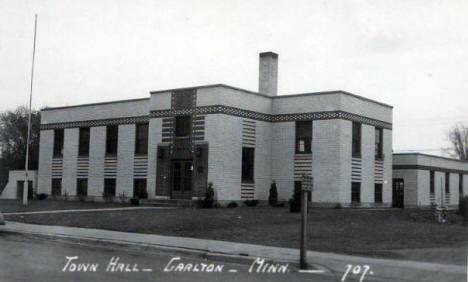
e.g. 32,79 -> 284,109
36,52 -> 394,207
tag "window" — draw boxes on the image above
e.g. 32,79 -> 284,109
375,128 -> 383,159
135,123 -> 148,155
430,171 -> 435,193
352,122 -> 361,157
445,172 -> 450,194
77,179 -> 88,196
78,127 -> 90,156
51,179 -> 62,196
460,174 -> 464,196
295,121 -> 312,154
106,125 -> 118,155
242,147 -> 255,183
375,184 -> 382,203
134,179 -> 148,199
175,116 -> 191,137
104,179 -> 116,197
53,129 -> 64,157
352,182 -> 361,203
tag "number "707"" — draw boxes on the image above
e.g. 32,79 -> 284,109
341,264 -> 373,282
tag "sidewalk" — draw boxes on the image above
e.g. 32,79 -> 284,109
3,206 -> 174,216
1,221 -> 465,282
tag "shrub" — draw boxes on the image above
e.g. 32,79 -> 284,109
36,193 -> 48,200
269,181 -> 278,206
78,194 -> 86,202
289,184 -> 301,213
130,198 -> 140,206
459,196 -> 468,221
102,192 -> 113,203
227,201 -> 238,208
199,182 -> 215,209
334,203 -> 342,209
244,199 -> 259,207
119,192 -> 127,203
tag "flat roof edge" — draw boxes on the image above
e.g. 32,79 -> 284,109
393,152 -> 468,163
279,90 -> 393,108
150,84 -> 269,97
41,97 -> 150,112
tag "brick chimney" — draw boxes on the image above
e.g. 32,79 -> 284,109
258,52 -> 278,96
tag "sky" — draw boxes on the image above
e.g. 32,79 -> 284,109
0,0 -> 467,157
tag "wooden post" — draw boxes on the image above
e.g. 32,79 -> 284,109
300,189 -> 308,269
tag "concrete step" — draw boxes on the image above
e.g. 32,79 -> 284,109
140,199 -> 197,208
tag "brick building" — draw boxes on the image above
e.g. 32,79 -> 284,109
37,52 -> 393,207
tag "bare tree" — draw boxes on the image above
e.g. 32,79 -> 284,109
445,123 -> 468,161
0,106 -> 41,191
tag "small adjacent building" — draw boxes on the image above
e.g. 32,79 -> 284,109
37,52 -> 393,207
392,153 -> 468,208
0,170 -> 37,200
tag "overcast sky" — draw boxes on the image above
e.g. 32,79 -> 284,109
1,0 -> 467,157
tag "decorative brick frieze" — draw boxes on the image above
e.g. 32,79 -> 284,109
51,157 -> 63,179
351,157 -> 362,182
242,119 -> 256,147
150,105 -> 392,129
134,155 -> 148,179
77,157 -> 89,178
294,154 -> 312,181
375,159 -> 384,184
241,183 -> 255,200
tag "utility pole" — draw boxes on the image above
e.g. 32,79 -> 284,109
300,174 -> 313,269
23,14 -> 38,206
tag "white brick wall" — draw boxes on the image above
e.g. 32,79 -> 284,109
271,122 -> 295,200
312,120 -> 343,203
382,129 -> 393,204
254,120 -> 272,200
62,128 -> 79,196
116,124 -> 135,198
393,169 -> 418,207
415,170 -> 429,207
37,130 -> 53,194
42,99 -> 149,124
88,126 -> 105,196
338,120 -> 353,204
197,87 -> 272,115
150,92 -> 171,111
361,125 -> 375,203
205,114 -> 243,201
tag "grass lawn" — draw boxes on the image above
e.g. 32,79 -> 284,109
0,199 -> 131,213
2,201 -> 467,265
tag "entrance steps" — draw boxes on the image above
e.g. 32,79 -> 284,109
140,199 -> 197,208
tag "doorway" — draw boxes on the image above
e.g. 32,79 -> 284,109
392,178 -> 404,208
16,181 -> 33,201
171,160 -> 193,199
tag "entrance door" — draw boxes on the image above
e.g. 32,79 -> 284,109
171,160 -> 193,199
392,178 -> 404,208
16,181 -> 33,201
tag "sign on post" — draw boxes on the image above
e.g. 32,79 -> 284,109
302,174 -> 313,192
300,174 -> 313,269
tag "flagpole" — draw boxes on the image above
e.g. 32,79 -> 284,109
23,14 -> 38,206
